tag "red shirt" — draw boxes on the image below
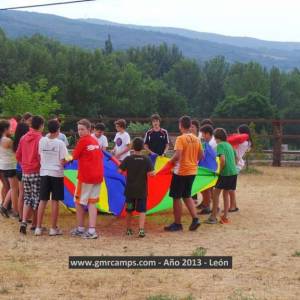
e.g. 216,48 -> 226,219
72,135 -> 104,184
16,129 -> 42,174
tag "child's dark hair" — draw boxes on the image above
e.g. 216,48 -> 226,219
0,119 -> 10,139
238,124 -> 253,145
213,128 -> 227,141
151,114 -> 161,122
48,119 -> 60,134
22,112 -> 32,122
95,123 -> 105,131
13,122 -> 29,152
200,118 -> 214,127
78,119 -> 91,130
191,119 -> 200,134
132,137 -> 144,151
200,124 -> 214,136
114,119 -> 126,129
179,115 -> 192,129
31,116 -> 44,130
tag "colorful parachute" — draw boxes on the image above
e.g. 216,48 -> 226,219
63,144 -> 219,215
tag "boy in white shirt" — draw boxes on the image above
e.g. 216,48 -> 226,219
92,123 -> 108,151
112,119 -> 131,161
35,119 -> 68,236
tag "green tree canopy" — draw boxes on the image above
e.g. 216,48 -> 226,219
0,78 -> 60,117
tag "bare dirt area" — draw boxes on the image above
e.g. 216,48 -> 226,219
0,166 -> 299,300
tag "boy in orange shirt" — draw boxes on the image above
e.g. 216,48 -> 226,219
164,116 -> 203,232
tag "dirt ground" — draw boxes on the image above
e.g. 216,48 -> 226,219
0,166 -> 299,300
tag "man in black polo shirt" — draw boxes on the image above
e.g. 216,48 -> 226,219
144,114 -> 169,156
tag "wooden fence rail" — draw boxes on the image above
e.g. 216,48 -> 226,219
59,117 -> 300,167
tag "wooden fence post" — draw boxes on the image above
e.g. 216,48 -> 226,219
272,120 -> 282,167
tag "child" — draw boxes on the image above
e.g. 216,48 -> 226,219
35,120 -> 68,236
197,124 -> 217,214
190,119 -> 200,204
0,120 -> 19,219
70,119 -> 104,239
113,119 -> 131,161
47,117 -> 69,147
119,137 -> 154,238
16,116 -> 44,234
92,123 -> 108,151
206,128 -> 237,224
13,122 -> 30,221
191,119 -> 200,138
144,114 -> 169,156
164,116 -> 203,232
226,124 -> 252,212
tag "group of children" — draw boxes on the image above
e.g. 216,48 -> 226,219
0,113 -> 251,239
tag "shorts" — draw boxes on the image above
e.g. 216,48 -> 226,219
16,171 -> 22,181
74,181 -> 101,206
215,175 -> 237,191
125,198 -> 147,213
40,176 -> 64,201
169,174 -> 195,199
3,169 -> 17,178
23,173 -> 41,210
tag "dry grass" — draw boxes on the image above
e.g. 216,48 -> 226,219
0,167 -> 300,300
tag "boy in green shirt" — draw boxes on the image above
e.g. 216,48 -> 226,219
206,128 -> 237,224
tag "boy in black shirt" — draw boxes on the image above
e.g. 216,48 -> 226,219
119,138 -> 154,237
144,114 -> 169,156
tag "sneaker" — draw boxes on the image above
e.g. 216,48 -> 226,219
0,206 -> 9,218
126,228 -> 133,236
229,207 -> 239,213
138,228 -> 145,238
34,227 -> 43,236
220,215 -> 230,224
189,218 -> 201,231
197,207 -> 211,215
20,222 -> 27,234
70,228 -> 85,237
49,228 -> 63,236
82,231 -> 98,239
205,215 -> 218,224
164,223 -> 183,232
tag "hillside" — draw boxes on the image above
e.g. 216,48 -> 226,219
0,10 -> 300,69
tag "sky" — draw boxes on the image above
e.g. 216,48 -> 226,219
1,0 -> 300,42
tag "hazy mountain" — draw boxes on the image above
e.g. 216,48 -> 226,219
82,18 -> 300,51
0,10 -> 299,70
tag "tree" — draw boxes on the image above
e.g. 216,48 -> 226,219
213,92 -> 275,119
104,34 -> 113,55
201,56 -> 229,116
225,62 -> 270,98
0,79 -> 60,117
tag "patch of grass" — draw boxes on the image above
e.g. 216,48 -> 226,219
228,289 -> 258,300
240,166 -> 263,175
15,283 -> 23,288
292,250 -> 300,257
0,287 -> 9,294
192,247 -> 207,256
